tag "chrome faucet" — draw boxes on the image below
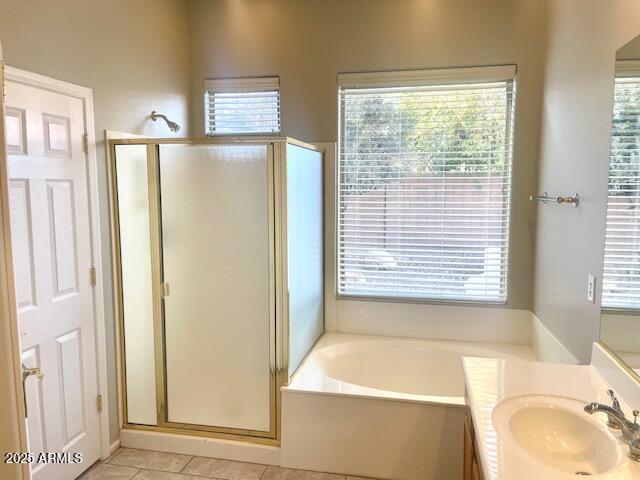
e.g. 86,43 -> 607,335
584,401 -> 640,460
605,389 -> 624,429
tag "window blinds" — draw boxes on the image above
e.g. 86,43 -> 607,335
204,77 -> 280,135
337,67 -> 516,303
603,76 -> 640,310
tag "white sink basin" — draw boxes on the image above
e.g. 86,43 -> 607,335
493,395 -> 622,476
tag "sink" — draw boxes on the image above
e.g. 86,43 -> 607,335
493,395 -> 622,476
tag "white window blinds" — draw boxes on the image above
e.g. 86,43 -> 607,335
337,66 -> 516,303
204,77 -> 280,135
603,74 -> 640,310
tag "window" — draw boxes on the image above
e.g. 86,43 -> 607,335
337,66 -> 516,303
603,66 -> 640,310
204,77 -> 280,135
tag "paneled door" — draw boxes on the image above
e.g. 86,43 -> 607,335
5,76 -> 101,479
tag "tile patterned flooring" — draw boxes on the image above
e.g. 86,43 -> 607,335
78,448 -> 367,480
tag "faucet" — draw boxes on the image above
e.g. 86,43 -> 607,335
584,401 -> 640,460
605,389 -> 624,429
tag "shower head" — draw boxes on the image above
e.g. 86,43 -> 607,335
150,111 -> 181,132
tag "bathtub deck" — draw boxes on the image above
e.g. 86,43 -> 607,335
284,332 -> 536,407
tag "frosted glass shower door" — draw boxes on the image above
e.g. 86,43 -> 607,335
159,144 -> 273,433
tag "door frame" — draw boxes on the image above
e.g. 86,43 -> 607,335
0,44 -> 30,480
4,65 -> 111,460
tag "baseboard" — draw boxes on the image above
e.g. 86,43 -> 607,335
119,429 -> 280,465
530,313 -> 578,364
109,439 -> 121,456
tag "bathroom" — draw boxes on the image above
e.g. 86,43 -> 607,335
0,0 -> 640,479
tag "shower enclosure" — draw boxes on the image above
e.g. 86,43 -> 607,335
108,137 -> 324,443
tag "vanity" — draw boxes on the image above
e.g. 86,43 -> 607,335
463,356 -> 640,479
460,29 -> 640,480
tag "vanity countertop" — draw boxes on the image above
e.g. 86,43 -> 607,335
463,357 -> 640,480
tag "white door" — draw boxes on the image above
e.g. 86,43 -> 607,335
5,77 -> 101,479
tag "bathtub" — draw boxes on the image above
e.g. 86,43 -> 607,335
281,333 -> 535,480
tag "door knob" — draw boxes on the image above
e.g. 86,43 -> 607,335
22,364 -> 44,382
21,364 -> 44,418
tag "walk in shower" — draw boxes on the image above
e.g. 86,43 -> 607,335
108,137 -> 324,443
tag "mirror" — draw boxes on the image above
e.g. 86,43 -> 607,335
600,35 -> 640,380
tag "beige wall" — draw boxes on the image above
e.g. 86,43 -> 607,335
533,0 -> 640,363
189,0 -> 546,317
0,0 -> 191,444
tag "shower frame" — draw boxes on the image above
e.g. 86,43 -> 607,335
107,136 -> 321,445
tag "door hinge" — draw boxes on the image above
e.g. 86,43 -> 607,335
97,394 -> 103,413
82,133 -> 89,153
90,267 -> 97,287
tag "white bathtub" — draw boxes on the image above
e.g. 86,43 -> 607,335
281,333 -> 535,480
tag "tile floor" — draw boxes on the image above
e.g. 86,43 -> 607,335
78,448 -> 368,480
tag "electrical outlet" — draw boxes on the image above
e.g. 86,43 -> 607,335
587,274 -> 596,303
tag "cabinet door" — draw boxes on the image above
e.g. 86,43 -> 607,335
464,409 -> 484,480
464,411 -> 474,480
472,460 -> 482,480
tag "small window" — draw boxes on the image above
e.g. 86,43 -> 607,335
204,77 -> 280,135
603,65 -> 640,310
337,66 -> 517,303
